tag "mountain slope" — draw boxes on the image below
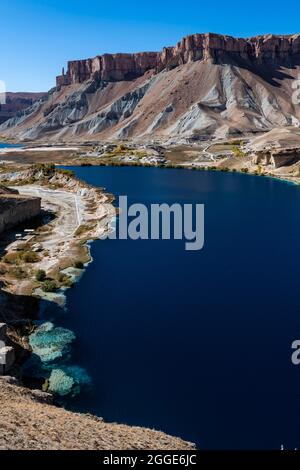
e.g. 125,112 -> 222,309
0,92 -> 45,125
1,32 -> 300,142
0,377 -> 194,450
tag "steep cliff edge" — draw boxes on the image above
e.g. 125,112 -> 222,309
56,33 -> 300,85
1,32 -> 300,142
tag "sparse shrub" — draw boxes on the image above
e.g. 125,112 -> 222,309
2,248 -> 39,264
42,280 -> 57,293
11,267 -> 27,279
19,251 -> 40,263
57,272 -> 67,283
115,144 -> 127,153
57,168 -> 75,177
61,277 -> 73,288
33,163 -> 55,175
74,224 -> 90,237
2,252 -> 19,264
232,146 -> 246,158
57,272 -> 73,287
74,261 -> 84,269
36,269 -> 46,282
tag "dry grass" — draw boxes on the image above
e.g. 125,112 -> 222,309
0,377 -> 195,450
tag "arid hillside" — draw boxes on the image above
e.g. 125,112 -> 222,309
0,92 -> 46,125
0,377 -> 194,450
1,32 -> 300,142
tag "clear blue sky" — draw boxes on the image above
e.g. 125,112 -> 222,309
1,0 -> 299,92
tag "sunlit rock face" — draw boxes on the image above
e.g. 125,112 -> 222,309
25,322 -> 91,397
56,33 -> 300,86
2,32 -> 300,142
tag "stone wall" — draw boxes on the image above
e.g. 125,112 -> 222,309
0,195 -> 41,234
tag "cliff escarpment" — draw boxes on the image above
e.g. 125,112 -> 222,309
0,193 -> 41,234
2,32 -> 300,142
56,33 -> 300,85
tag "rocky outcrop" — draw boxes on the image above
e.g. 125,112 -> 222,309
57,52 -> 159,85
271,148 -> 300,167
252,145 -> 300,168
0,185 -> 19,195
56,33 -> 300,85
0,193 -> 41,234
0,92 -> 45,124
158,33 -> 300,69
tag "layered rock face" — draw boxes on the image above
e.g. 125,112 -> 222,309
0,193 -> 41,234
159,33 -> 300,68
56,33 -> 300,85
0,92 -> 45,124
57,52 -> 160,85
2,32 -> 300,142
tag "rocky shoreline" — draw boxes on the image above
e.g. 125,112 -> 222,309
0,163 -> 195,451
0,165 -> 115,303
0,165 -> 196,448
1,133 -> 300,449
0,165 -> 116,402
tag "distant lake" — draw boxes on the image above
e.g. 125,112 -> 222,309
0,142 -> 23,148
32,167 -> 300,449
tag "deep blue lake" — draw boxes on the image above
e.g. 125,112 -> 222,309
36,166 -> 300,449
0,142 -> 23,148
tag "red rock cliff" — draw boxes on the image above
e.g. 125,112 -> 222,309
56,32 -> 300,86
57,52 -> 160,85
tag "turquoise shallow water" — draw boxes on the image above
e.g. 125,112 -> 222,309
23,166 -> 300,449
24,321 -> 91,397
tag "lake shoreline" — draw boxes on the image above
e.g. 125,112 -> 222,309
0,167 -> 115,303
1,139 -> 298,188
1,142 -> 300,449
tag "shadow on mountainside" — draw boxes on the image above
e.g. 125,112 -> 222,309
224,52 -> 300,86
